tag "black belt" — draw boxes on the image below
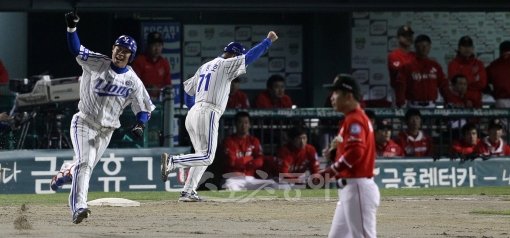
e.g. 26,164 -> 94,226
337,177 -> 373,188
410,101 -> 432,106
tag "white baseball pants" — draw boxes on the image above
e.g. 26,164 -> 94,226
68,113 -> 113,215
172,103 -> 220,193
328,178 -> 380,238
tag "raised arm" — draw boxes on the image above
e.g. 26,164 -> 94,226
245,31 -> 278,65
65,11 -> 81,56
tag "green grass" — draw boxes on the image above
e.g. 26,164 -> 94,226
1,187 -> 509,206
470,210 -> 510,216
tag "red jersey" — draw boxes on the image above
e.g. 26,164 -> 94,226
223,134 -> 264,177
444,90 -> 482,108
255,90 -> 293,108
278,144 -> 320,179
476,137 -> 510,157
335,106 -> 376,178
396,131 -> 433,157
394,57 -> 448,107
0,60 -> 8,84
486,53 -> 510,99
377,139 -> 404,157
451,139 -> 481,155
387,48 -> 415,88
447,55 -> 487,99
132,54 -> 171,98
226,90 -> 250,109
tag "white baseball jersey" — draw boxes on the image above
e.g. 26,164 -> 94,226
168,55 -> 246,195
75,45 -> 155,128
67,44 -> 154,216
184,55 -> 246,115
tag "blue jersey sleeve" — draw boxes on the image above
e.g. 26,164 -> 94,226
245,38 -> 272,65
67,31 -> 81,56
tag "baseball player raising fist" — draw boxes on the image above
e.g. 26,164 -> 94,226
310,74 -> 380,237
52,11 -> 155,224
161,31 -> 278,202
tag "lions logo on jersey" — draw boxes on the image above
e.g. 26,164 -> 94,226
94,79 -> 132,97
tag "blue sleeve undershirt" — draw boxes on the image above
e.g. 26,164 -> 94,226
245,38 -> 272,65
136,112 -> 150,124
67,31 -> 80,56
184,93 -> 195,108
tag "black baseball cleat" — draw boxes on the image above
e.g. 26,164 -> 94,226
161,153 -> 174,182
178,191 -> 203,202
72,208 -> 91,224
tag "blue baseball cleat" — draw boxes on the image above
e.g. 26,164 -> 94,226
50,172 -> 72,191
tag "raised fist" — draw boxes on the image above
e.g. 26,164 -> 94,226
267,31 -> 278,42
65,11 -> 80,28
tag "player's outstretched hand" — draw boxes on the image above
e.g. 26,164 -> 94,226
65,11 -> 80,28
131,123 -> 145,139
267,31 -> 278,42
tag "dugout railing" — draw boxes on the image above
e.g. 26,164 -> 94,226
170,107 -> 510,158
2,94 -> 510,157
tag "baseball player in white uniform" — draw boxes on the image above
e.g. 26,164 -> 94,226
161,31 -> 279,201
51,11 -> 155,224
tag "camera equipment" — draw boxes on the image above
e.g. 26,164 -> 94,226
10,75 -> 80,149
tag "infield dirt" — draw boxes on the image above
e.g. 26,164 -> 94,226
1,195 -> 509,237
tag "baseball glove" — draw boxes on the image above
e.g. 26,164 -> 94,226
131,123 -> 145,139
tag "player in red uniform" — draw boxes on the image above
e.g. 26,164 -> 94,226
451,123 -> 481,156
447,36 -> 487,104
278,126 -> 320,184
311,75 -> 379,238
395,109 -> 433,157
222,111 -> 276,190
486,41 -> 510,108
226,77 -> 250,109
394,34 -> 449,108
387,25 -> 415,105
375,119 -> 404,158
132,31 -> 171,99
476,119 -> 510,157
255,74 -> 293,108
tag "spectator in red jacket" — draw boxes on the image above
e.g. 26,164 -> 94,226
395,34 -> 449,108
222,111 -> 276,191
226,77 -> 250,109
277,126 -> 320,184
486,41 -> 510,108
451,123 -> 481,156
445,74 -> 482,108
395,109 -> 433,157
376,119 -> 404,158
132,31 -> 171,100
0,59 -> 8,84
476,119 -> 510,157
447,36 -> 487,104
255,74 -> 293,108
387,25 -> 416,105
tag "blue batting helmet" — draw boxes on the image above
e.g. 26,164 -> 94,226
114,35 -> 137,62
223,42 -> 245,56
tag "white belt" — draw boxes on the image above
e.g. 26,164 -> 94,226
193,102 -> 222,114
75,112 -> 115,132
